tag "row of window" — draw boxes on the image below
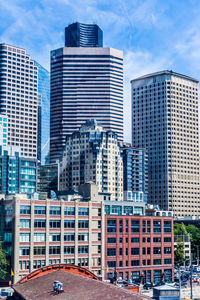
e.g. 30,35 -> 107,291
20,219 -> 90,229
107,247 -> 171,256
20,232 -> 89,242
107,237 -> 171,243
20,205 -> 89,216
107,258 -> 172,267
19,245 -> 89,256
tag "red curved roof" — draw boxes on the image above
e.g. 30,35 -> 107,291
17,264 -> 98,284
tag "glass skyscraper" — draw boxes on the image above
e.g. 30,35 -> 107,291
34,62 -> 50,165
65,22 -> 103,47
50,24 -> 123,163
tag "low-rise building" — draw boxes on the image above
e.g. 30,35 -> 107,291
105,201 -> 174,284
0,183 -> 105,283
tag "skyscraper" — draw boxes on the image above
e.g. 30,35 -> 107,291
50,24 -> 123,163
59,119 -> 123,201
34,62 -> 50,164
0,43 -> 39,159
65,22 -> 103,47
131,70 -> 200,217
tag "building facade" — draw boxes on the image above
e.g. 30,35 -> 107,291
0,145 -> 37,198
59,120 -> 123,201
50,25 -> 123,163
34,62 -> 50,164
0,43 -> 39,159
131,70 -> 200,217
121,143 -> 148,202
0,183 -> 105,283
65,22 -> 103,47
0,114 -> 8,146
105,205 -> 174,284
38,163 -> 59,198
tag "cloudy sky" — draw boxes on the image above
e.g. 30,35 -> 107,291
0,0 -> 200,141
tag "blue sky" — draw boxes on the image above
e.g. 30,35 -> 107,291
0,0 -> 200,141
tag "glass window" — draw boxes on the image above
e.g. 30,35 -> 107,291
131,248 -> 139,255
107,248 -> 116,256
64,207 -> 75,215
64,233 -> 75,242
147,221 -> 151,233
153,247 -> 161,254
78,220 -> 88,228
78,246 -> 88,254
50,206 -> 61,215
107,261 -> 116,267
131,260 -> 139,266
107,220 -> 116,232
153,221 -> 161,233
131,237 -> 139,243
34,219 -> 46,228
78,207 -> 89,216
19,247 -> 30,256
164,221 -> 171,233
34,206 -> 46,215
20,205 -> 30,214
164,237 -> 171,243
49,220 -> 61,228
20,219 -> 30,228
49,246 -> 60,255
107,237 -> 116,243
131,220 -> 140,233
34,247 -> 46,255
123,206 -> 133,215
164,247 -> 171,254
64,246 -> 75,255
78,233 -> 88,241
34,233 -> 45,242
20,233 -> 30,242
153,237 -> 161,243
64,220 -> 75,228
153,259 -> 161,265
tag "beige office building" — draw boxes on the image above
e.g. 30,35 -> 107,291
0,183 -> 105,283
131,70 -> 200,217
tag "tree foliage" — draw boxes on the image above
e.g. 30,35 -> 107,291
0,239 -> 9,280
175,238 -> 185,265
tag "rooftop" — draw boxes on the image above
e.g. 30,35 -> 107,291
13,265 -> 151,300
130,70 -> 199,83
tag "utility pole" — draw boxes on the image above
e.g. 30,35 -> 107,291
190,258 -> 193,299
178,265 -> 181,300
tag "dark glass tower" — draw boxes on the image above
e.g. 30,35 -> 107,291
65,22 -> 103,47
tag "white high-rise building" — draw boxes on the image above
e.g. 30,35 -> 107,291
0,43 -> 39,159
131,70 -> 200,217
50,23 -> 123,163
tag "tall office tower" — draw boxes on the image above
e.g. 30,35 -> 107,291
50,24 -> 123,163
65,22 -> 103,47
121,143 -> 148,203
0,43 -> 38,159
131,70 -> 200,217
59,120 -> 123,201
0,145 -> 37,198
34,62 -> 50,164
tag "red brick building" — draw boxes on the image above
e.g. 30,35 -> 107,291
105,215 -> 174,284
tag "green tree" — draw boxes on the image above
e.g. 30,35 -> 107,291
0,239 -> 9,280
175,238 -> 185,265
174,222 -> 187,235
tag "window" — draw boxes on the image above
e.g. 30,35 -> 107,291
34,206 -> 46,215
34,219 -> 46,228
164,247 -> 171,254
34,246 -> 46,255
64,233 -> 75,242
20,233 -> 30,242
153,247 -> 161,254
119,220 -> 123,232
153,259 -> 161,265
143,248 -> 146,255
20,205 -> 30,214
164,259 -> 172,264
107,237 -> 116,243
119,248 -> 123,256
64,207 -> 75,215
20,219 -> 30,228
107,261 -> 116,267
153,221 -> 161,233
64,220 -> 75,228
64,246 -> 75,255
78,220 -> 88,228
164,237 -> 171,243
143,220 -> 146,233
19,247 -> 30,256
153,237 -> 161,243
49,233 -> 60,242
78,233 -> 88,241
131,260 -> 139,266
78,246 -> 88,254
50,206 -> 61,215
78,207 -> 89,215
164,221 -> 171,233
131,220 -> 139,232
49,220 -> 61,228
107,220 -> 116,232
34,233 -> 45,242
147,221 -> 151,233
107,248 -> 116,256
131,237 -> 139,243
49,246 -> 60,255
131,248 -> 139,255
19,260 -> 30,270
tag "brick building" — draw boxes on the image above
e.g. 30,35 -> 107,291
105,211 -> 174,284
